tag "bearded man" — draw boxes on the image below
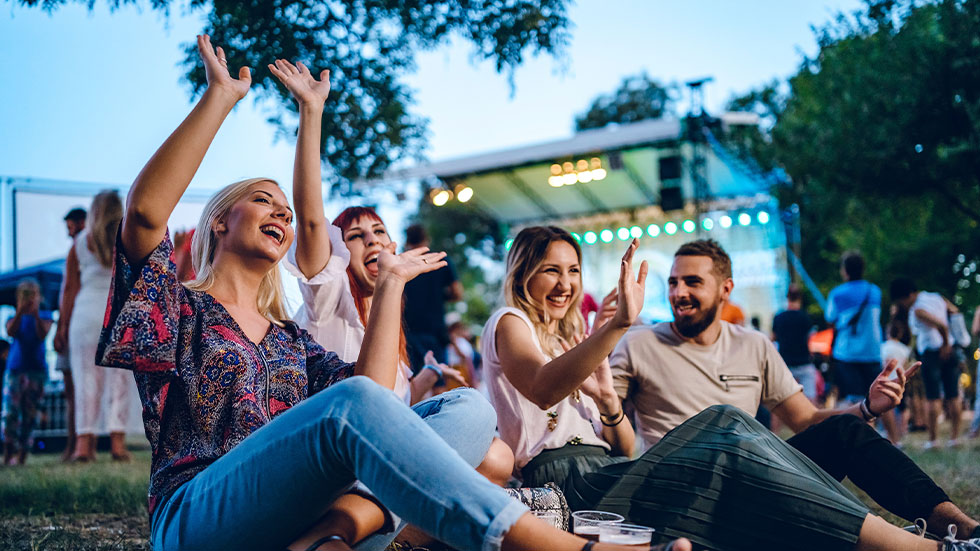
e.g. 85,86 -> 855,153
609,239 -> 980,540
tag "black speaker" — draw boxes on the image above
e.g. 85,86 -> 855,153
660,186 -> 683,211
659,156 -> 682,181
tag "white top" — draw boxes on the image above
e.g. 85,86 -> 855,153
909,291 -> 948,354
447,335 -> 475,366
481,307 -> 608,470
881,339 -> 911,367
284,224 -> 412,403
610,321 -> 802,449
74,228 -> 113,309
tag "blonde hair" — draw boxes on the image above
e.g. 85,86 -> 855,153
503,226 -> 585,355
185,178 -> 290,326
88,190 -> 123,268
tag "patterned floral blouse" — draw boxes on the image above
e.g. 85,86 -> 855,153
96,234 -> 354,515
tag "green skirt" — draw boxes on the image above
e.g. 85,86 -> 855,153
523,405 -> 869,551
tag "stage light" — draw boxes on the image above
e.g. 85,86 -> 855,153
455,185 -> 473,203
577,159 -> 589,172
584,231 -> 598,244
738,213 -> 751,226
617,227 -> 631,241
590,157 -> 602,169
548,176 -> 563,187
757,211 -> 770,224
571,232 -> 582,243
577,170 -> 593,183
682,220 -> 695,233
600,229 -> 614,243
563,162 -> 575,173
630,226 -> 643,238
664,222 -> 677,235
432,189 -> 451,206
647,224 -> 660,237
592,168 -> 607,180
702,218 -> 714,231
550,164 -> 563,176
563,173 -> 578,186
505,239 -> 514,251
719,215 -> 732,228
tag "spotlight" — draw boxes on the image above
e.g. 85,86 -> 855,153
647,224 -> 660,237
455,185 -> 473,203
571,232 -> 582,243
432,190 -> 451,206
719,215 -> 732,228
738,213 -> 751,226
600,229 -> 614,243
702,218 -> 714,231
591,168 -> 607,180
664,222 -> 677,235
682,220 -> 695,233
584,231 -> 598,244
630,226 -> 643,238
504,239 -> 514,251
577,171 -> 593,183
617,227 -> 631,241
757,211 -> 770,224
548,176 -> 563,187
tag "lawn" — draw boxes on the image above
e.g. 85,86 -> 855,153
1,430 -> 978,550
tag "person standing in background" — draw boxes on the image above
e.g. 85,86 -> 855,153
970,308 -> 980,439
60,191 -> 135,462
772,285 -> 820,405
402,224 -> 462,370
891,277 -> 964,449
53,206 -> 86,462
826,252 -> 883,407
3,279 -> 52,465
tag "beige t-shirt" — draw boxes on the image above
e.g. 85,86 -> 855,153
481,307 -> 609,469
610,321 -> 802,448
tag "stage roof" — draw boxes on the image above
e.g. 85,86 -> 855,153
377,117 -> 779,225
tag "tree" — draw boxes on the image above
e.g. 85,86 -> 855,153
574,73 -> 676,131
22,0 -> 572,193
739,0 -> 980,307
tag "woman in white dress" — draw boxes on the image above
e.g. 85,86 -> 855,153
58,190 -> 135,461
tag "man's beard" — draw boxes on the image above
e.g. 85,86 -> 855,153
672,297 -> 721,338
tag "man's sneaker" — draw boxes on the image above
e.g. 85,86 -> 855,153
942,525 -> 980,550
923,440 -> 939,450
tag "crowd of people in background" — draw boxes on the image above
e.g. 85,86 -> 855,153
2,34 -> 980,551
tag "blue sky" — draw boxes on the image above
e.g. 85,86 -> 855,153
0,1 -> 864,192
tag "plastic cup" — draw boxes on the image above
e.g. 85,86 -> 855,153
571,510 -> 625,540
531,510 -> 562,529
598,523 -> 654,547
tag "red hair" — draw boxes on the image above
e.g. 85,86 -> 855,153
332,206 -> 410,368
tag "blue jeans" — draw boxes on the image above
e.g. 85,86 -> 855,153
150,377 -> 526,551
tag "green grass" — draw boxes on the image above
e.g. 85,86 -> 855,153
0,429 -> 977,550
0,450 -> 150,516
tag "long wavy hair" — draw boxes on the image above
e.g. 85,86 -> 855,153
186,178 -> 290,326
88,190 -> 123,269
332,206 -> 409,367
503,226 -> 585,355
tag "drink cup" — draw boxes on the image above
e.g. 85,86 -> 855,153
572,510 -> 624,540
598,523 -> 654,547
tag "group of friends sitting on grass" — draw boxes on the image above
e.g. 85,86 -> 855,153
93,34 -> 980,551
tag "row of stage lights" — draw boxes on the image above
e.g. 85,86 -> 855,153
504,211 -> 771,250
429,184 -> 474,207
548,158 -> 607,187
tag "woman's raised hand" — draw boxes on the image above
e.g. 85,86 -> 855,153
268,59 -> 331,107
197,34 -> 251,101
376,242 -> 448,286
611,239 -> 648,329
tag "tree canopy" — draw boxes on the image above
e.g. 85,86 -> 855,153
22,0 -> 572,193
574,73 -> 676,131
739,0 -> 980,307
